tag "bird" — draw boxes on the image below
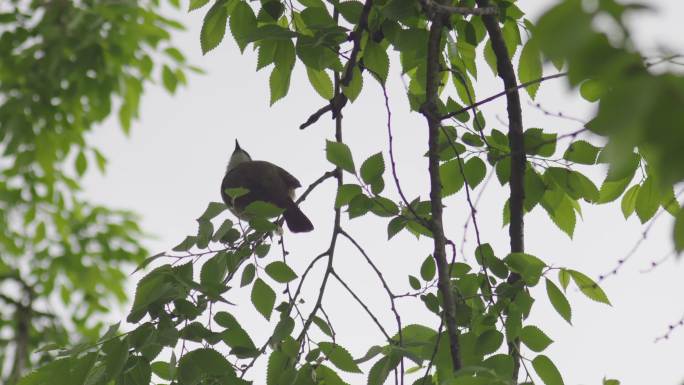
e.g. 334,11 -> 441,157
220,140 -> 314,233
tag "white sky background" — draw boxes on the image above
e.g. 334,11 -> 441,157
81,1 -> 684,384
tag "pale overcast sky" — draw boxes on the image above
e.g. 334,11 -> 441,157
82,1 -> 683,384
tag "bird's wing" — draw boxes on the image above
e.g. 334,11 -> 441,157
251,161 -> 301,189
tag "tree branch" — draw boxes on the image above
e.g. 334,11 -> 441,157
475,0 -> 525,378
420,15 -> 462,372
441,73 -> 567,121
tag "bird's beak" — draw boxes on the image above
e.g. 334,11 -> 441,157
234,139 -> 241,151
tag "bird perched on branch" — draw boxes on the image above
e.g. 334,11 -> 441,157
221,140 -> 314,233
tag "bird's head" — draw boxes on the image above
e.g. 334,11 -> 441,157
227,139 -> 252,172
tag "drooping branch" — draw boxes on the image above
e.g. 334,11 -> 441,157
475,0 -> 525,378
420,15 -> 462,372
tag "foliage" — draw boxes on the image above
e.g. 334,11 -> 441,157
0,0 -> 190,383
14,0 -> 684,385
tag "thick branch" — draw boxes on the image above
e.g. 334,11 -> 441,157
420,16 -> 462,372
475,0 -> 525,378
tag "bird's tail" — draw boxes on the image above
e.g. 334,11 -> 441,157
283,201 -> 314,233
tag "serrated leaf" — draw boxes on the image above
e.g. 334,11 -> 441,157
240,263 -> 256,287
597,176 -> 631,204
363,40 -> 389,83
518,39 -> 542,99
306,67 -> 334,100
520,325 -> 553,352
568,270 -> 611,305
229,1 -> 257,52
318,342 -> 362,373
326,140 -> 355,174
439,159 -> 465,197
476,329 -> 503,355
360,152 -> 385,185
342,65 -> 363,102
563,140 -> 600,165
265,261 -> 298,283
463,157 -> 486,188
251,278 -> 276,320
532,355 -> 564,385
335,184 -> 362,208
177,348 -> 235,385
312,316 -> 333,337
368,355 -> 401,385
620,184 -> 639,218
269,65 -> 292,105
545,279 -> 571,324
635,176 -> 661,223
504,252 -> 546,286
387,216 -> 406,239
420,255 -> 436,281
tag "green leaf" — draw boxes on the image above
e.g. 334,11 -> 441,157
162,65 -> 177,93
312,316 -> 333,337
620,184 -> 639,219
545,279 -> 571,324
196,219 -> 213,249
504,252 -> 546,286
675,208 -> 684,253
476,329 -> 504,355
568,270 -> 611,305
102,337 -> 130,382
230,1 -> 257,52
420,255 -> 436,281
201,0 -> 229,53
269,65 -> 293,105
240,263 -> 256,287
335,184 -> 362,208
342,65 -> 363,102
265,261 -> 298,283
463,157 -> 486,188
318,342 -> 362,373
173,236 -> 196,251
363,41 -> 390,83
563,140 -> 600,165
532,355 -> 564,385
439,159 -> 465,197
361,152 -> 385,185
177,348 -> 235,385
580,79 -> 604,102
408,275 -> 421,290
190,0 -> 211,11
635,176 -> 661,223
251,278 -> 276,320
368,355 -> 401,385
603,379 -> 621,385
199,202 -> 227,221
267,350 -> 289,385
518,39 -> 542,99
524,128 -> 556,157
520,326 -> 553,352
326,140 -> 356,174
387,216 -> 406,239
75,151 -> 87,176
200,252 -> 228,286
597,176 -> 631,204
306,67 -> 334,100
